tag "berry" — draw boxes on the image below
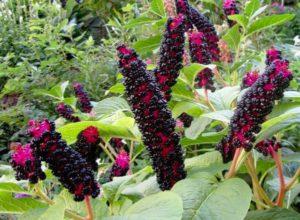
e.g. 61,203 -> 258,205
223,0 -> 239,27
255,137 -> 282,157
10,143 -> 45,184
154,14 -> 185,101
178,113 -> 193,128
117,45 -> 186,190
74,126 -> 102,171
189,31 -> 215,91
241,71 -> 260,89
28,120 -> 100,201
73,82 -> 93,113
216,52 -> 293,163
56,103 -> 80,122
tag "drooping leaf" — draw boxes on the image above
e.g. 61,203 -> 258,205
172,101 -> 205,118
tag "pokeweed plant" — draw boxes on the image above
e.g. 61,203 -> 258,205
0,0 -> 299,220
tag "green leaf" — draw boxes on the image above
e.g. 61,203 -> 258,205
133,35 -> 162,54
172,101 -> 205,118
247,14 -> 295,36
181,130 -> 226,147
245,207 -> 300,220
222,25 -> 241,51
228,15 -> 248,28
38,197 -> 65,220
108,83 -> 125,94
173,178 -> 251,220
249,5 -> 268,21
57,121 -> 137,144
123,191 -> 183,220
0,192 -> 47,214
284,91 -> 300,101
181,63 -> 208,88
93,97 -> 131,117
185,117 -> 212,140
0,182 -> 29,194
256,107 -> 300,143
202,110 -> 234,124
172,79 -> 195,101
125,16 -> 154,28
244,0 -> 260,17
150,0 -> 166,17
185,151 -> 223,170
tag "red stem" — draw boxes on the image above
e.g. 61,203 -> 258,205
270,148 -> 285,207
84,196 -> 93,220
225,148 -> 242,178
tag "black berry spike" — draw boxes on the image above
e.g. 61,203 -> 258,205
255,137 -> 282,157
223,0 -> 239,27
216,53 -> 293,163
56,102 -> 80,122
73,82 -> 93,113
28,119 -> 100,201
117,45 -> 186,190
154,14 -> 185,101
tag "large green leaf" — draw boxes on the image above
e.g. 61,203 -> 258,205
93,97 -> 131,117
172,101 -> 205,118
181,130 -> 226,147
185,151 -> 223,170
181,63 -> 210,88
57,121 -> 137,144
185,117 -> 212,140
125,16 -> 154,28
173,178 -> 251,220
245,207 -> 300,220
0,182 -> 29,194
150,0 -> 165,17
228,15 -> 248,29
222,25 -> 241,51
133,35 -> 162,54
256,107 -> 300,143
37,197 -> 65,220
123,191 -> 183,220
202,110 -> 234,124
172,79 -> 195,101
0,192 -> 47,214
247,14 -> 295,36
244,0 -> 260,17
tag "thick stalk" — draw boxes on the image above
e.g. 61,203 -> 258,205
84,196 -> 93,220
225,148 -> 242,178
270,149 -> 285,207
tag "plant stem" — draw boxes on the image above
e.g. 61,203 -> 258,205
225,148 -> 242,178
204,89 -> 217,112
213,68 -> 228,87
270,149 -> 285,207
245,154 -> 274,207
99,142 -> 115,162
107,142 -> 118,157
34,185 -> 84,220
84,196 -> 93,220
285,168 -> 300,191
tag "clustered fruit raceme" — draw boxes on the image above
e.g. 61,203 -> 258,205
241,71 -> 260,89
154,14 -> 185,101
73,82 -> 93,113
74,126 -> 102,171
178,112 -> 193,128
255,137 -> 282,157
56,102 -> 80,122
223,0 -> 239,27
117,45 -> 186,190
216,51 -> 293,162
175,0 -> 220,91
28,119 -> 100,201
10,143 -> 46,184
189,32 -> 215,91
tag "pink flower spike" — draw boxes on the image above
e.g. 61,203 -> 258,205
116,151 -> 130,169
28,119 -> 51,139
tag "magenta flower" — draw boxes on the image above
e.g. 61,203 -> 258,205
223,0 -> 239,27
266,47 -> 282,65
241,71 -> 260,89
110,150 -> 130,179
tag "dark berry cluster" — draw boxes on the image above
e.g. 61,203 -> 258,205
10,143 -> 46,184
223,0 -> 239,27
74,126 -> 102,171
216,55 -> 293,162
56,102 -> 80,122
178,112 -> 193,128
154,14 -> 185,101
73,82 -> 93,113
266,47 -> 282,65
109,150 -> 130,180
189,32 -> 215,91
28,120 -> 100,201
255,137 -> 282,157
241,71 -> 260,89
117,45 -> 186,190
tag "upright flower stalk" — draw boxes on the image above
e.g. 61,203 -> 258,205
154,14 -> 185,101
216,50 -> 293,163
117,45 -> 186,190
28,119 -> 100,201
